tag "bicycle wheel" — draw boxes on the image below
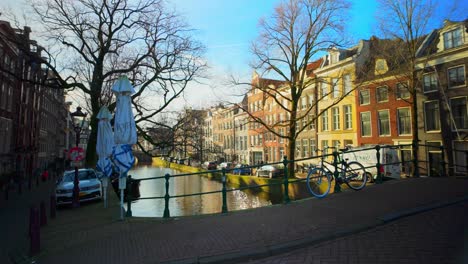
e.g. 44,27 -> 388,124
344,162 -> 367,190
306,168 -> 332,198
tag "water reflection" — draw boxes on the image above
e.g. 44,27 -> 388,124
127,164 -> 275,217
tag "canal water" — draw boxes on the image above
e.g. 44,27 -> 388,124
127,164 -> 280,217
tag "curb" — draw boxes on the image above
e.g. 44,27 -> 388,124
162,195 -> 468,264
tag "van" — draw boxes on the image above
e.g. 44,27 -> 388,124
341,145 -> 401,181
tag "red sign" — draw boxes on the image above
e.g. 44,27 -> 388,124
69,147 -> 85,162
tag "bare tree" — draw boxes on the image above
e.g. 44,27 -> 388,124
241,0 -> 350,176
25,0 -> 205,166
374,0 -> 452,176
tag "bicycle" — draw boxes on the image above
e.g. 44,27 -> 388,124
306,146 -> 368,198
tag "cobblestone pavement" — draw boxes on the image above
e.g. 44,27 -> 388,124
2,177 -> 468,264
246,202 -> 468,264
0,178 -> 56,264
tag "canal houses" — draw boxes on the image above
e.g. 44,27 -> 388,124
415,19 -> 468,176
315,41 -> 370,151
233,98 -> 249,164
295,58 -> 322,167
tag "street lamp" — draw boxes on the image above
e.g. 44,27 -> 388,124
70,106 -> 87,208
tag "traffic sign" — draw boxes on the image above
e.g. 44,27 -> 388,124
69,147 -> 85,162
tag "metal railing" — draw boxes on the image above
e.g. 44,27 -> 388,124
123,144 -> 468,218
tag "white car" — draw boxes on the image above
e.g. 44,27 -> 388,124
56,169 -> 102,205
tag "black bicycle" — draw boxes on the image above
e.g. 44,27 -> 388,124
306,147 -> 368,198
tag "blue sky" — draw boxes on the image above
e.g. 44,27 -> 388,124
1,0 -> 467,108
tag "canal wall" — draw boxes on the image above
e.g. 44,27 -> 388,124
151,158 -> 310,201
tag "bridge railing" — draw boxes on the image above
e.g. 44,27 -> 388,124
123,144 -> 467,218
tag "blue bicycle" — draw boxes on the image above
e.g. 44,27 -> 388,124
306,147 -> 368,198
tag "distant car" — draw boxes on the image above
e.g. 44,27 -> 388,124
55,169 -> 102,205
232,164 -> 252,175
207,161 -> 217,170
256,165 -> 285,178
217,162 -> 234,170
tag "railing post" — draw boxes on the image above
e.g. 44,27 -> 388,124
283,156 -> 290,204
333,151 -> 341,193
221,168 -> 228,213
375,145 -> 382,184
126,175 -> 132,217
163,173 -> 171,218
412,140 -> 420,177
440,146 -> 446,177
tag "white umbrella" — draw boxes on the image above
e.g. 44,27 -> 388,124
96,106 -> 114,208
111,75 -> 137,220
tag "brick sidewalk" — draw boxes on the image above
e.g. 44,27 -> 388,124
19,177 -> 468,263
248,202 -> 468,264
0,178 -> 56,264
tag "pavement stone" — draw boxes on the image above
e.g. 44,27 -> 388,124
3,176 -> 468,264
246,202 -> 468,264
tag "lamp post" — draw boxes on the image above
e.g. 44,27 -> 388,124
70,107 -> 87,208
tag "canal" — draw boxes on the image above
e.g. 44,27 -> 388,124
127,164 -> 282,217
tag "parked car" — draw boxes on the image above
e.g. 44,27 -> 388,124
232,164 -> 252,175
256,165 -> 285,178
207,161 -> 218,170
217,162 -> 234,170
56,169 -> 102,205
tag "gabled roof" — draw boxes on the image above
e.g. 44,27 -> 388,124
416,19 -> 468,58
306,58 -> 323,77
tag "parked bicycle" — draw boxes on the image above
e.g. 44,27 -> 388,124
306,146 -> 368,198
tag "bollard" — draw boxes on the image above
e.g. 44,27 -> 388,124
126,176 -> 133,217
163,173 -> 170,218
283,156 -> 290,204
333,151 -> 341,193
412,140 -> 420,177
29,206 -> 40,256
375,145 -> 383,184
50,195 -> 56,219
40,201 -> 47,226
5,183 -> 9,200
221,169 -> 228,213
440,146 -> 446,177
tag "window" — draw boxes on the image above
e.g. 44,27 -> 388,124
321,140 -> 329,152
448,66 -> 465,88
331,78 -> 339,98
360,112 -> 371,136
359,89 -> 370,105
343,105 -> 352,129
423,72 -> 438,92
308,94 -> 314,107
443,28 -> 462,49
450,97 -> 467,130
332,107 -> 340,130
424,101 -> 440,131
332,140 -> 341,149
302,139 -> 308,157
453,141 -> 468,173
308,114 -> 315,130
321,110 -> 329,131
320,82 -> 328,99
396,82 -> 410,99
279,128 -> 284,143
378,110 -> 390,136
397,108 -> 412,135
309,139 -> 317,156
343,74 -> 352,94
376,86 -> 389,102
301,96 -> 307,110
343,140 -> 353,147
302,118 -> 307,131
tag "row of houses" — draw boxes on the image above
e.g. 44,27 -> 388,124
191,19 -> 467,176
0,20 -> 82,186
